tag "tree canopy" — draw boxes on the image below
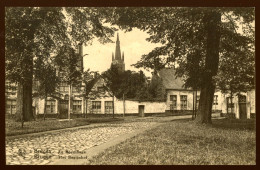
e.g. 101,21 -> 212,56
5,7 -> 117,121
110,7 -> 255,123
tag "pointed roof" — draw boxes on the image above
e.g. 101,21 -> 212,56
115,32 -> 121,60
158,68 -> 185,90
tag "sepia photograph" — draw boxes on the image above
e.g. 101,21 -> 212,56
5,6 -> 255,165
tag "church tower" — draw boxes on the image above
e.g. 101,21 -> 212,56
111,33 -> 125,73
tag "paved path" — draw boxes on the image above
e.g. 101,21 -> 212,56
5,114 -> 220,165
6,121 -> 159,165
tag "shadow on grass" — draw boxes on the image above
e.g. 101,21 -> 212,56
5,117 -> 124,136
211,118 -> 255,131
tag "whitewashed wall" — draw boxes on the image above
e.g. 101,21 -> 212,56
248,90 -> 255,114
221,90 -> 255,119
115,99 -> 166,114
166,90 -> 224,111
87,97 -> 166,114
33,97 -> 58,114
87,96 -> 114,114
166,90 -> 194,110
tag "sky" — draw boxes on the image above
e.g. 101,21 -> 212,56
83,28 -> 160,77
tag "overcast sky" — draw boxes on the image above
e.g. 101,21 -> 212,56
83,28 -> 160,77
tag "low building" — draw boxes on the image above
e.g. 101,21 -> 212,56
5,80 -> 17,115
85,76 -> 166,116
221,89 -> 255,119
159,68 -> 255,119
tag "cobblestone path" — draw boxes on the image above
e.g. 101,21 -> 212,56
6,121 -> 158,165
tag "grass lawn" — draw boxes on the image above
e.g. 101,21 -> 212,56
5,117 -> 123,136
87,118 -> 256,165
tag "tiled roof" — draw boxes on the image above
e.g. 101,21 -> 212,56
158,68 -> 186,90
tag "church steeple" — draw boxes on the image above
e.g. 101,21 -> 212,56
111,33 -> 125,73
115,32 -> 121,60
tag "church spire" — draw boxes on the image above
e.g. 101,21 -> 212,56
115,32 -> 121,60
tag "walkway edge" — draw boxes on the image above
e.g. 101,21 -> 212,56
49,122 -> 162,165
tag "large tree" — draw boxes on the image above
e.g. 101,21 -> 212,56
5,7 -> 116,121
34,53 -> 59,121
111,7 -> 254,124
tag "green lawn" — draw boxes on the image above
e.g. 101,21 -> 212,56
87,118 -> 256,165
5,117 -> 123,136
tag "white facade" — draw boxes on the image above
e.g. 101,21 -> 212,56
166,89 -> 224,111
221,89 -> 255,119
115,99 -> 166,114
86,97 -> 166,115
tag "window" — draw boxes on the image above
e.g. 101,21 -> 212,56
105,101 -> 113,114
72,86 -> 80,93
59,86 -> 69,92
6,99 -> 16,114
180,95 -> 187,110
92,101 -> 101,113
239,95 -> 246,103
227,97 -> 234,113
169,95 -> 177,110
72,100 -> 82,113
59,82 -> 69,92
46,100 -> 56,114
213,95 -> 218,105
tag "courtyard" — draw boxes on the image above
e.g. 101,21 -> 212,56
5,114 -> 255,165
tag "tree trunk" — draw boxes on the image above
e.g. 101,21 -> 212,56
85,99 -> 88,118
68,84 -> 71,120
112,94 -> 115,118
192,90 -> 195,120
195,89 -> 197,118
43,95 -> 47,121
195,11 -> 221,124
16,81 -> 34,122
16,83 -> 24,127
230,91 -> 233,114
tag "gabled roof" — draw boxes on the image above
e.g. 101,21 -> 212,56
87,77 -> 113,99
158,68 -> 186,90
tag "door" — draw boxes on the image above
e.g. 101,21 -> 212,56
239,95 -> 247,119
139,105 -> 145,117
60,100 -> 68,119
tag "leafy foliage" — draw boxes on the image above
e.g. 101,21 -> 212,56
111,7 -> 254,123
102,67 -> 165,101
34,54 -> 59,98
5,7 -> 117,121
54,45 -> 82,86
111,7 -> 254,89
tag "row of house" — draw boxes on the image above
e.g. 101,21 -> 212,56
5,33 -> 255,119
5,67 -> 255,119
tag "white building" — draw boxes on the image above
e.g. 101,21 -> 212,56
159,68 -> 255,119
